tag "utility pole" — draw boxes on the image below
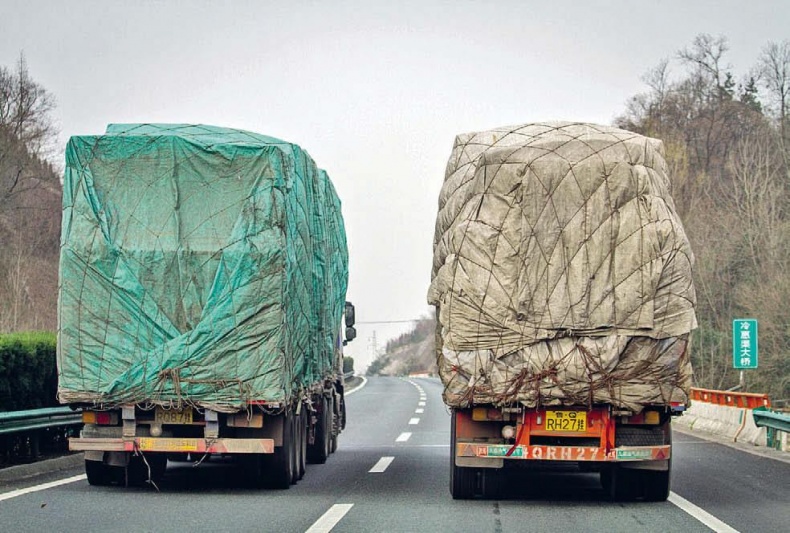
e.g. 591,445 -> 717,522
368,330 -> 378,360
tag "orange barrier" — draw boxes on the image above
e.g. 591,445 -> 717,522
691,387 -> 771,409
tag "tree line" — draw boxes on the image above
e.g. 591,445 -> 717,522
615,35 -> 789,401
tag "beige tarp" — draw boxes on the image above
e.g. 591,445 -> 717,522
428,123 -> 696,411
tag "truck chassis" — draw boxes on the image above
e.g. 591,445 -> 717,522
450,405 -> 676,501
70,379 -> 346,489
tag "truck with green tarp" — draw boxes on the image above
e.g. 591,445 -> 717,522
58,124 -> 356,488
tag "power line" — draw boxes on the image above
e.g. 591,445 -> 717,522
355,319 -> 422,325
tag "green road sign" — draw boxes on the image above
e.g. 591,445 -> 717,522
733,319 -> 758,369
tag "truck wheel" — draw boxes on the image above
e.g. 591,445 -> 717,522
339,394 -> 347,431
296,409 -> 307,481
268,412 -> 294,489
479,469 -> 502,500
329,395 -> 339,454
241,454 -> 267,489
642,423 -> 672,501
640,469 -> 671,501
450,409 -> 477,499
602,466 -> 638,501
307,397 -> 330,464
85,459 -> 119,486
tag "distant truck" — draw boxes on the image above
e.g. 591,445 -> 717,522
428,122 -> 697,500
58,124 -> 355,488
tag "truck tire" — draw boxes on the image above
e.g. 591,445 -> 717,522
339,393 -> 347,431
85,459 -> 120,486
268,412 -> 294,489
479,469 -> 502,499
602,466 -> 639,501
307,396 -> 330,464
641,423 -> 672,501
608,420 -> 672,501
329,395 -> 339,454
640,469 -> 671,501
450,409 -> 477,499
296,408 -> 307,481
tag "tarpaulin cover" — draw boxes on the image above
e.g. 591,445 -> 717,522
57,124 -> 348,412
428,123 -> 697,411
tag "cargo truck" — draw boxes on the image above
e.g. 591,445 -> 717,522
58,124 -> 355,489
428,122 -> 697,500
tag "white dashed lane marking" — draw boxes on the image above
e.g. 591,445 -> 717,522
369,456 -> 395,473
396,432 -> 412,442
409,418 -> 420,425
668,493 -> 740,533
0,474 -> 86,502
305,504 -> 354,533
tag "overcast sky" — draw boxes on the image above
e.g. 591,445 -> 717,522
1,1 -> 788,371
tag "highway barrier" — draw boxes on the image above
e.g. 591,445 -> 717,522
0,407 -> 82,435
753,409 -> 790,452
0,407 -> 82,461
675,387 -> 770,446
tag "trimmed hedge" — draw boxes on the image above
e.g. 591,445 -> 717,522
0,331 -> 58,411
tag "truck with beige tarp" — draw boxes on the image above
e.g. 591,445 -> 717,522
428,122 -> 697,500
58,124 -> 355,488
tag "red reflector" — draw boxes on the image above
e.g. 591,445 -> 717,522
96,412 -> 112,425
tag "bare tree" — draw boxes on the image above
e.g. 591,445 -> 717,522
0,53 -> 56,155
678,34 -> 731,100
757,40 -> 790,168
0,53 -> 61,332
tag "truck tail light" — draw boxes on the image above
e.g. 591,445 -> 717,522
620,410 -> 661,425
82,411 -> 118,425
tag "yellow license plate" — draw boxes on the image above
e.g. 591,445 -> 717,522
155,407 -> 193,425
138,438 -> 198,452
545,411 -> 587,432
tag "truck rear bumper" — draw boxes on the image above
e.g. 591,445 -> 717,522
70,437 -> 275,454
456,443 -> 670,462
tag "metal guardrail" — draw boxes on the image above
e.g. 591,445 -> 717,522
753,409 -> 790,433
753,409 -> 790,451
0,407 -> 82,436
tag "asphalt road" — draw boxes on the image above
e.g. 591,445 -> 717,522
0,376 -> 788,532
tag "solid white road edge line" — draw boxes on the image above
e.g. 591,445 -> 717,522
345,376 -> 368,396
668,492 -> 740,533
396,432 -> 412,442
369,456 -> 395,473
409,418 -> 420,425
0,474 -> 87,502
305,503 -> 354,533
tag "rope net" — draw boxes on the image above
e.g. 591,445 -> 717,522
57,124 -> 348,412
428,122 -> 697,412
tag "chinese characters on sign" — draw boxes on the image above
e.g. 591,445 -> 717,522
732,319 -> 758,369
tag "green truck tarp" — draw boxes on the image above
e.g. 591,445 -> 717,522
57,124 -> 348,412
428,122 -> 697,412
